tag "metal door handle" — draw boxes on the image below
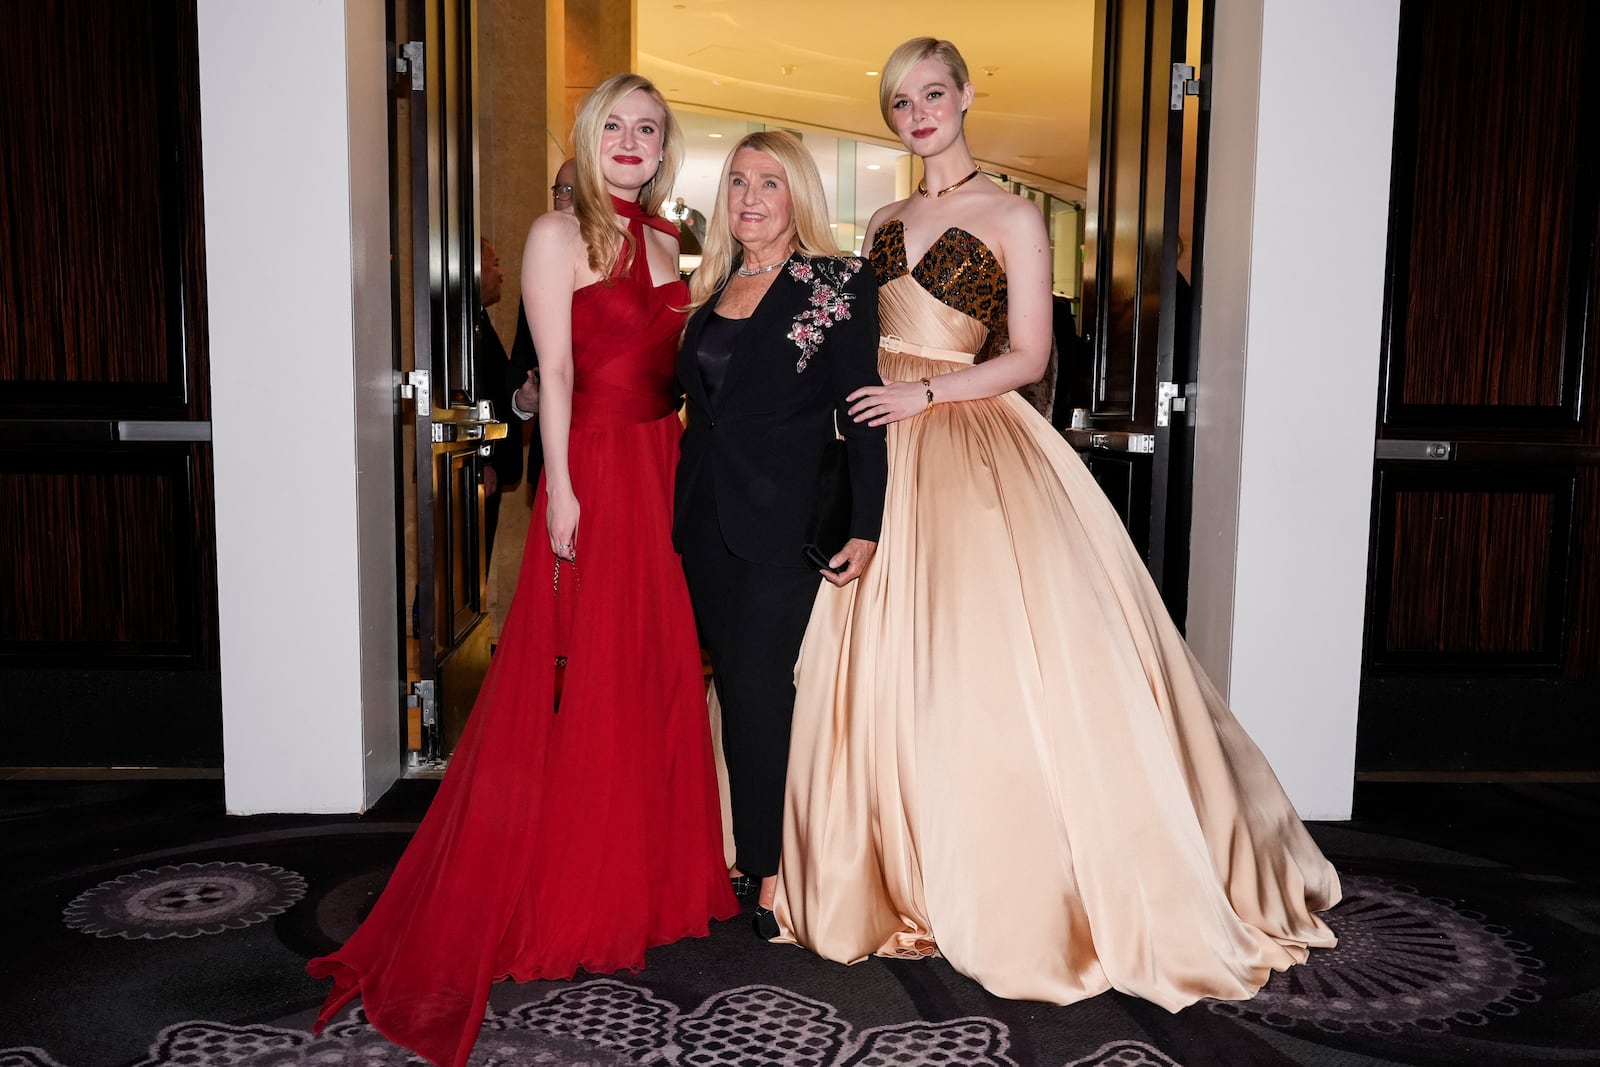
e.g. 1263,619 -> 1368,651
1374,440 -> 1453,461
430,418 -> 508,444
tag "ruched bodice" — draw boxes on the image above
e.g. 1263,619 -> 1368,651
569,279 -> 685,425
877,277 -> 986,364
870,220 -> 1007,336
569,204 -> 688,428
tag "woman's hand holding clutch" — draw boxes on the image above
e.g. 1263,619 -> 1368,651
547,489 -> 580,561
822,538 -> 876,588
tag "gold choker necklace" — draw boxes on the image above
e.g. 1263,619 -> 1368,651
917,167 -> 982,198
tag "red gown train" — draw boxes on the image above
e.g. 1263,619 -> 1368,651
307,198 -> 738,1067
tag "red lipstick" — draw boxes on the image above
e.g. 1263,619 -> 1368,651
612,154 -> 643,165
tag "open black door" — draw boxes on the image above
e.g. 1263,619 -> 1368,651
395,0 -> 505,764
1077,0 -> 1210,627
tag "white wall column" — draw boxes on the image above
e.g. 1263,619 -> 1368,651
199,0 -> 400,814
1187,0 -> 1401,820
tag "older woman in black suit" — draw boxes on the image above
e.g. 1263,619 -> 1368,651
674,131 -> 887,937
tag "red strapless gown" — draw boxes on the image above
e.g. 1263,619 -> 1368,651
307,199 -> 738,1067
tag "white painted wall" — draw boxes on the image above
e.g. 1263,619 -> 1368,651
199,0 -> 400,814
1188,0 -> 1401,820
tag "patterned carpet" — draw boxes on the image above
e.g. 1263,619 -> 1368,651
3,779 -> 1598,1067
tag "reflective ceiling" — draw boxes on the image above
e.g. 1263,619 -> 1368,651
638,0 -> 1095,201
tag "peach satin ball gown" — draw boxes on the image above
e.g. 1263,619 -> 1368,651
773,220 -> 1341,1010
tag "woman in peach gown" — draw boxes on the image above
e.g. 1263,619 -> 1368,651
773,37 -> 1341,1011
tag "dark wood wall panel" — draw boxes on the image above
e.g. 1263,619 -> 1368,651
1388,0 -> 1596,419
0,446 -> 215,664
1383,488 -> 1553,654
0,0 -> 207,416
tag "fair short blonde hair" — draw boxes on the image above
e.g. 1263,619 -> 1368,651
879,37 -> 972,129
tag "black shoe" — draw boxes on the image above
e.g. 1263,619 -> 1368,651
729,875 -> 758,900
752,906 -> 779,940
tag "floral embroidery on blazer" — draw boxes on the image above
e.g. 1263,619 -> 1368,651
785,256 -> 863,372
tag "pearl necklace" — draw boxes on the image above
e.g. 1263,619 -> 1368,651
736,259 -> 784,277
917,167 -> 982,198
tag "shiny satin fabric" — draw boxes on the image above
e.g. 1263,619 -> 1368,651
772,273 -> 1340,1010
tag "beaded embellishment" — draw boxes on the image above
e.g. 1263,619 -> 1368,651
785,256 -> 862,372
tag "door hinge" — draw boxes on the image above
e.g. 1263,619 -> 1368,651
406,679 -> 437,726
1170,63 -> 1199,110
400,368 -> 430,404
397,41 -> 425,92
1156,381 -> 1191,427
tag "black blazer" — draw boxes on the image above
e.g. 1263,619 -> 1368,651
674,254 -> 888,568
504,300 -> 545,479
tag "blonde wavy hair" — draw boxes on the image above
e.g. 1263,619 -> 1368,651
570,72 -> 684,279
878,37 -> 972,129
686,130 -> 842,311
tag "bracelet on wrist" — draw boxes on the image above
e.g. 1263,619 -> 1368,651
920,377 -> 934,407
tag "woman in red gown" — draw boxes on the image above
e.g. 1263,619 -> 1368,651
306,73 -> 738,1067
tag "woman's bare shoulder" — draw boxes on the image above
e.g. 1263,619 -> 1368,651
527,208 -> 581,247
982,191 -> 1046,249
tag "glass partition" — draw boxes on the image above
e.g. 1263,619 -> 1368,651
669,109 -> 1082,313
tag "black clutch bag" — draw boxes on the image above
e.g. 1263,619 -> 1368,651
801,433 -> 851,572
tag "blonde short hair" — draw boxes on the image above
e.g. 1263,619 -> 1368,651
878,37 -> 972,129
687,130 -> 843,311
570,73 -> 684,278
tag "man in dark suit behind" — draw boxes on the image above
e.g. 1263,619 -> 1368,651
475,238 -> 522,568
504,157 -> 578,480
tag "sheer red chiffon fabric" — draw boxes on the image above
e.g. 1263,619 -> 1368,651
307,199 -> 737,1067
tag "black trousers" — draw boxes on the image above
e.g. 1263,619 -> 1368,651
679,471 -> 820,879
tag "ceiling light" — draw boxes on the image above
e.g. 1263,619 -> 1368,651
708,132 -> 723,138
866,164 -> 881,171
865,70 -> 878,76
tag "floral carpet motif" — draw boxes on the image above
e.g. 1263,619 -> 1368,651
1210,873 -> 1545,1033
62,861 -> 306,940
111,982 -> 1153,1067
